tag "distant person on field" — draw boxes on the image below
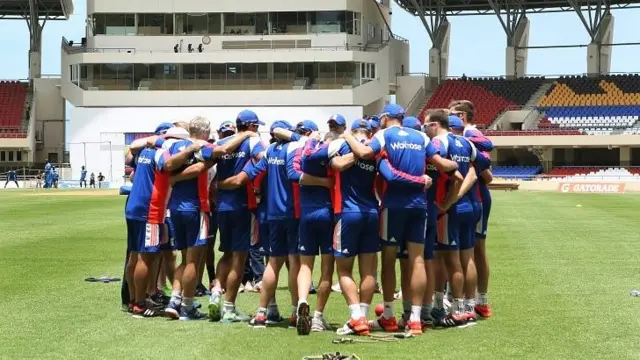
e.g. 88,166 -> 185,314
36,173 -> 42,188
44,159 -> 52,188
98,172 -> 105,188
52,167 -> 59,188
80,166 -> 88,188
89,172 -> 96,188
4,170 -> 18,188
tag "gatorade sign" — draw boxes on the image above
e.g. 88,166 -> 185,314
558,182 -> 625,194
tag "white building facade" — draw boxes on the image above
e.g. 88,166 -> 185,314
61,0 -> 410,185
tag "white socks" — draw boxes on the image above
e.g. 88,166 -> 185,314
360,303 -> 370,319
409,305 -> 421,322
477,293 -> 489,305
383,301 -> 394,319
349,304 -> 362,320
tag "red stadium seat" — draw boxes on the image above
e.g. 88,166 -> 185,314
419,77 -> 546,126
0,81 -> 28,138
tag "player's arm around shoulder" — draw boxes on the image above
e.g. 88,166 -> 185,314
329,140 -> 355,172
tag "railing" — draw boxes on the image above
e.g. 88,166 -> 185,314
492,173 -> 640,182
62,36 -> 389,54
444,72 -> 640,80
522,107 -> 542,130
404,86 -> 425,116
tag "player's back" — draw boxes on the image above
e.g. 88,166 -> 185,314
375,126 -> 428,209
265,141 -> 297,220
300,138 -> 332,209
331,139 -> 377,213
446,133 -> 477,210
216,135 -> 263,211
426,134 -> 449,205
474,151 -> 492,202
125,147 -> 170,223
167,138 -> 209,212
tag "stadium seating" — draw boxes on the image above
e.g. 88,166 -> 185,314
537,75 -> 640,134
546,167 -> 640,181
0,81 -> 28,138
492,165 -> 542,179
421,77 -> 546,126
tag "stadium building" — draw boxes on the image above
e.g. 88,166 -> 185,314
1,0 -> 640,190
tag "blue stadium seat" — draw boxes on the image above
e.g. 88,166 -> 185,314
492,165 -> 542,180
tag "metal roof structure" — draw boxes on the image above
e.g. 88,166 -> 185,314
393,0 -> 640,16
0,0 -> 73,20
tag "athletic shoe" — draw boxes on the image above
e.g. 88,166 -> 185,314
406,320 -> 423,335
463,311 -> 477,322
309,282 -> 317,295
251,281 -> 263,293
266,311 -> 284,325
288,314 -> 297,329
475,304 -> 493,318
179,307 -> 207,321
250,312 -> 267,328
165,302 -> 181,320
194,301 -> 202,309
296,302 -> 311,335
222,309 -> 251,323
244,281 -> 254,292
195,284 -> 211,297
145,297 -> 165,311
208,292 -> 222,322
151,292 -> 170,306
421,316 -> 434,331
122,304 -> 132,313
331,283 -> 342,293
368,316 -> 399,332
394,290 -> 403,300
374,283 -> 383,294
239,283 -> 246,293
433,311 -> 466,327
132,303 -> 163,318
311,316 -> 332,332
398,313 -> 409,330
336,317 -> 370,336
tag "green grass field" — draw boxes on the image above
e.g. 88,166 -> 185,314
1,190 -> 640,360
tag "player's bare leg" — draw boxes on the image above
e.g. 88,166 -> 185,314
438,251 -> 466,326
125,252 -> 138,310
474,239 -> 492,317
179,246 -> 207,320
251,256 -> 286,327
220,251 -> 249,322
132,253 -> 162,317
405,242 -> 426,334
166,250 -> 186,319
287,254 -> 300,325
398,259 -> 411,327
296,255 -> 315,335
335,254 -> 370,336
162,251 -> 176,286
374,245 -> 399,332
460,248 -> 478,321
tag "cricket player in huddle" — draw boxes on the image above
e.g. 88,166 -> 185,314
122,102 -> 495,335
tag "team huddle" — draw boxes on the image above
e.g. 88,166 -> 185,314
123,99 -> 494,337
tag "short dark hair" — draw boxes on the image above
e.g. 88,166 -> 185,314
427,109 -> 449,128
324,131 -> 340,142
449,100 -> 475,123
237,124 -> 249,132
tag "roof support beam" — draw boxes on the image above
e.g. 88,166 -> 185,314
566,0 -> 610,40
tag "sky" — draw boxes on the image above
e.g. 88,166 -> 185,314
0,1 -> 638,80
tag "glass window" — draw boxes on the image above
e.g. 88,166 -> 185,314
242,64 -> 258,81
139,14 -> 173,35
8,151 -> 13,162
353,12 -> 361,35
0,152 -> 5,162
195,64 -> 211,80
310,11 -> 346,33
273,63 -> 290,79
271,12 -> 307,34
211,64 -> 226,81
182,64 -> 196,80
185,14 -> 208,34
95,14 -> 135,35
224,13 -> 257,35
257,63 -> 268,80
208,14 -> 222,34
16,151 -> 22,162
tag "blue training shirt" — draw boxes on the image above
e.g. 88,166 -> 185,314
125,147 -> 171,223
369,125 -> 438,209
167,139 -> 211,213
445,133 -> 477,213
216,135 -> 265,212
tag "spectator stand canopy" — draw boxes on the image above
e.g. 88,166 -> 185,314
391,0 -> 640,79
0,0 -> 73,79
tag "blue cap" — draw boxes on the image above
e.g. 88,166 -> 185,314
402,116 -> 422,130
154,122 -> 173,135
351,119 -> 372,132
219,120 -> 236,133
380,104 -> 405,118
236,110 -> 265,126
270,120 -> 293,133
296,120 -> 319,133
449,116 -> 464,130
328,114 -> 346,126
